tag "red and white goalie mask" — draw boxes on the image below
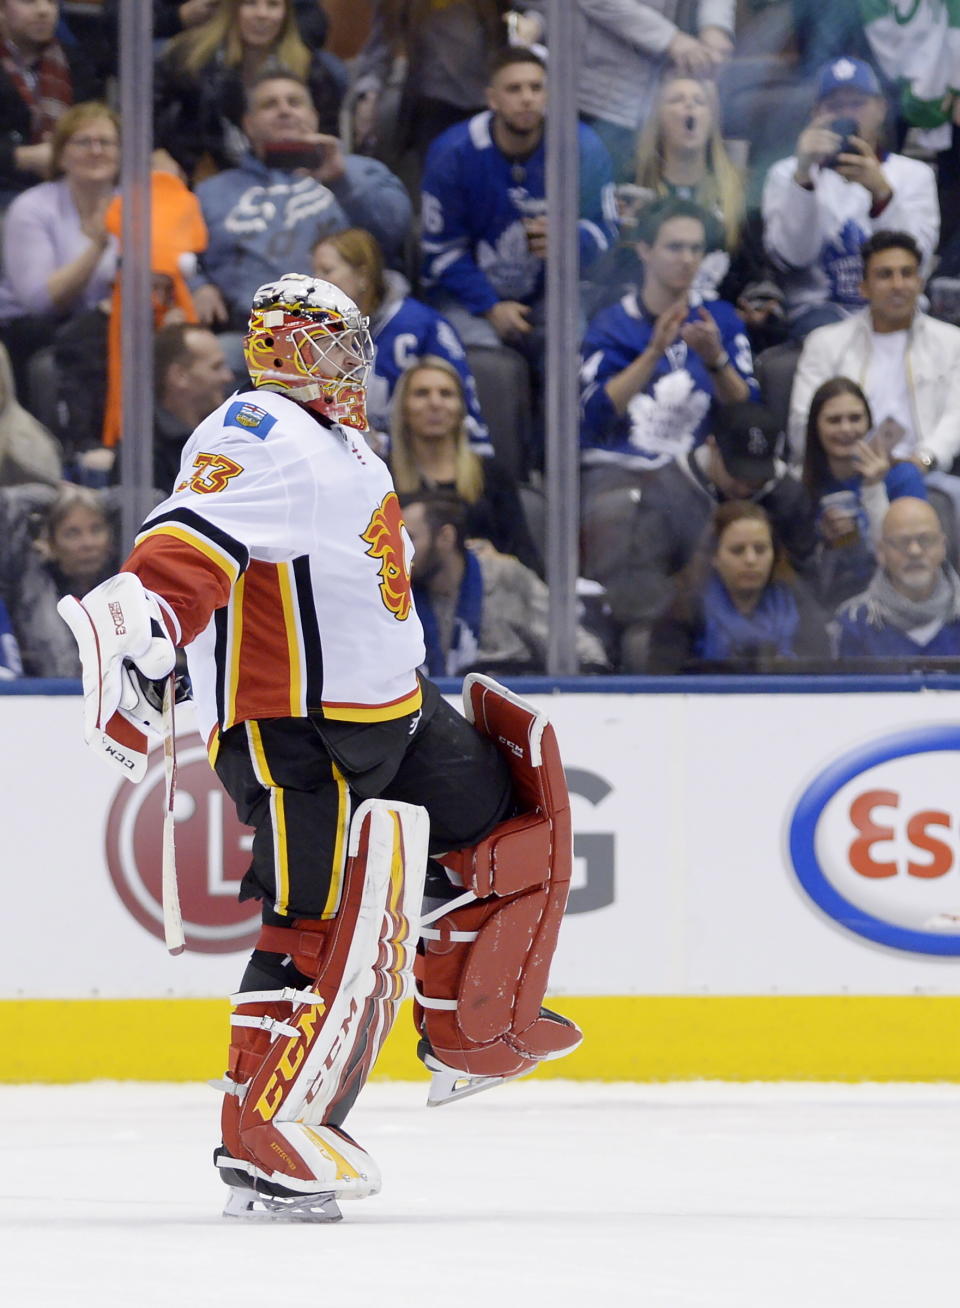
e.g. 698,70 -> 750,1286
243,273 -> 374,429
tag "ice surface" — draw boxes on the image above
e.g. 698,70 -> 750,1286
1,1081 -> 959,1307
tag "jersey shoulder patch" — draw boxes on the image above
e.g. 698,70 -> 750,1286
224,400 -> 277,440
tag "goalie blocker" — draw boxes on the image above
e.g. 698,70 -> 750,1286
415,675 -> 582,1105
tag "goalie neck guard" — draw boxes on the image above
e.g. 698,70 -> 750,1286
243,273 -> 373,430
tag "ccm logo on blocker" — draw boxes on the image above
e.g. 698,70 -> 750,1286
789,726 -> 960,955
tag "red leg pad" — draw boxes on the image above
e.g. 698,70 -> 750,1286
415,676 -> 582,1078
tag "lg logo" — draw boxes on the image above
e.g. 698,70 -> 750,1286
105,753 -> 617,952
105,742 -> 260,953
567,768 -> 615,913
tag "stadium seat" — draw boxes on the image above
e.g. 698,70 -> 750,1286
465,345 -> 532,482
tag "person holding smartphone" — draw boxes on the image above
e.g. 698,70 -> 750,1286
762,56 -> 939,340
800,375 -> 929,609
189,71 -> 412,378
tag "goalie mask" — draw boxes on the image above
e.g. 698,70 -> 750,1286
243,274 -> 374,429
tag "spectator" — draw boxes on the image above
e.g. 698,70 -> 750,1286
523,0 -> 735,182
835,497 -> 960,661
153,322 -> 233,493
762,56 -> 939,339
801,376 -> 927,610
312,227 -> 491,452
789,231 -> 960,476
627,72 -> 751,302
0,340 -> 60,486
49,169 -> 209,485
581,399 -> 815,671
648,499 -> 829,673
579,197 -> 758,492
349,1 -> 511,170
389,356 -> 540,572
3,484 -> 117,676
0,0 -> 101,205
420,45 -> 616,462
402,489 -> 608,676
154,0 -> 344,181
192,70 -> 412,370
0,100 -> 119,406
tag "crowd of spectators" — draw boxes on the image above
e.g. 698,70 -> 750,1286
5,0 -> 960,679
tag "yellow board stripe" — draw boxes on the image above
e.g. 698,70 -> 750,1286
136,523 -> 240,584
276,562 -> 304,718
224,571 -> 245,730
321,763 -> 350,920
8,996 -> 960,1083
271,787 -> 290,916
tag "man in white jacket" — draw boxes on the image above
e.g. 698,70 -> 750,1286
788,230 -> 960,474
762,56 -> 939,339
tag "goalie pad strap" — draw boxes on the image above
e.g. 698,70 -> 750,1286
416,675 -> 581,1079
256,924 -> 327,978
221,799 -> 428,1196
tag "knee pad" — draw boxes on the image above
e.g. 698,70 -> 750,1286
217,797 -> 428,1197
414,675 -> 582,1101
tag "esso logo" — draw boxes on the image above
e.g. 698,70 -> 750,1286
105,741 -> 260,954
789,726 -> 960,955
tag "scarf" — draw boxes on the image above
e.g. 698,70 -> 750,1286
414,550 -> 484,676
852,563 -> 960,632
0,36 -> 72,142
697,572 -> 801,663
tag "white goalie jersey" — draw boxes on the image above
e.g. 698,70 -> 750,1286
124,389 -> 425,750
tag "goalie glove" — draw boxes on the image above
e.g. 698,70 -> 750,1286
57,572 -> 180,782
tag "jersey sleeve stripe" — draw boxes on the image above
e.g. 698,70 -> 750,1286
136,521 -> 244,587
138,508 -> 249,579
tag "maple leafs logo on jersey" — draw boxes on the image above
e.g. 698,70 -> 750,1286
361,492 -> 412,621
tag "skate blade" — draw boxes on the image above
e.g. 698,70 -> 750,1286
425,1056 -> 533,1107
223,1185 -> 343,1223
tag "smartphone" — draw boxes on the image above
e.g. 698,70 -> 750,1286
262,141 -> 323,171
823,116 -> 860,169
865,415 -> 907,457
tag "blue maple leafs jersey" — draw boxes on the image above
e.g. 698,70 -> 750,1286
368,286 -> 491,451
580,294 -> 760,470
420,111 -> 617,315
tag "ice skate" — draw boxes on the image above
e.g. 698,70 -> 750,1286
222,1183 -> 342,1223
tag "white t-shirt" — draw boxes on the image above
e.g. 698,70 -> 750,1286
865,330 -> 916,456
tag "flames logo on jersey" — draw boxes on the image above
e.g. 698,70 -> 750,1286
361,492 -> 412,621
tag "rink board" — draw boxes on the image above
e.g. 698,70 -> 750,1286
5,684 -> 960,1081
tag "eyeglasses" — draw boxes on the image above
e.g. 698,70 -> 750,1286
882,532 -> 943,553
68,136 -> 119,150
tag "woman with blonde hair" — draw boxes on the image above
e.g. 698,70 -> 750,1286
628,73 -> 748,302
312,227 -> 489,447
390,356 -> 540,572
154,0 -> 344,179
